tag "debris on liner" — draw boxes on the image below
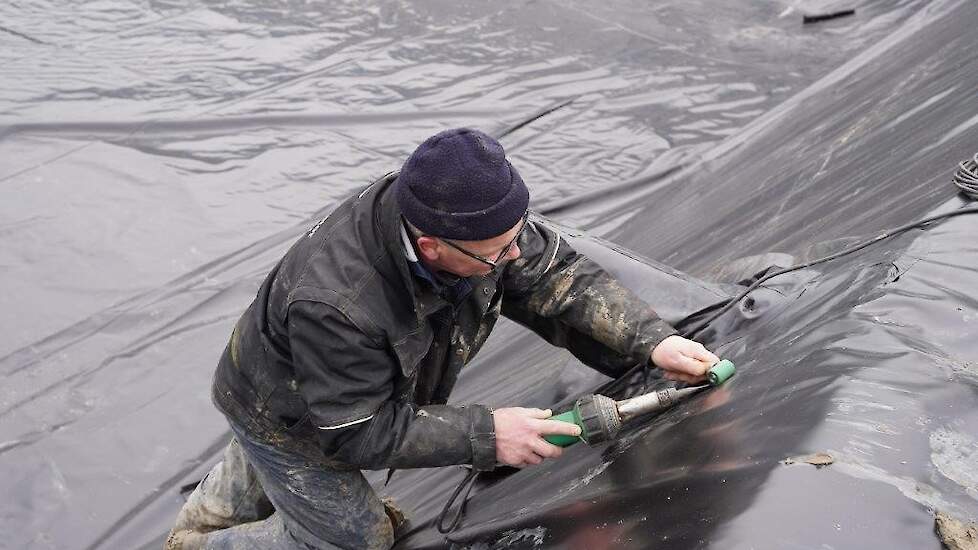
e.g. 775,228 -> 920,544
935,511 -> 978,550
781,452 -> 834,468
803,9 -> 856,24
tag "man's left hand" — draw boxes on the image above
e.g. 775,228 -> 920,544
650,335 -> 720,384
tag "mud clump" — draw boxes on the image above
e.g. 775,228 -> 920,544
781,452 -> 834,468
935,511 -> 978,550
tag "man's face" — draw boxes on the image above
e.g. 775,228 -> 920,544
416,216 -> 526,278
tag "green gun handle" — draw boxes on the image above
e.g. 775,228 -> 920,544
708,359 -> 736,386
545,409 -> 584,447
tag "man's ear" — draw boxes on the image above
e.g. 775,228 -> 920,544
415,236 -> 441,262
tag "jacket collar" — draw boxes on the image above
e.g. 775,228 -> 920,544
375,173 -> 451,321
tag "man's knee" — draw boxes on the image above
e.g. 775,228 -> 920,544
293,490 -> 393,550
366,517 -> 395,550
341,511 -> 393,550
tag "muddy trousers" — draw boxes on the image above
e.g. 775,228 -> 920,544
171,420 -> 394,550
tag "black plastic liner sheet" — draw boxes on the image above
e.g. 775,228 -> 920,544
1,0 -> 976,549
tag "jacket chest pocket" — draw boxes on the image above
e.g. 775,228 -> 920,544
460,290 -> 503,365
390,324 -> 434,379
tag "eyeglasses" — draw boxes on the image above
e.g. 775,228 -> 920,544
438,213 -> 529,269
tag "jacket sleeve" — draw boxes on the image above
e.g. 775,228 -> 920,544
287,299 -> 496,471
501,216 -> 677,378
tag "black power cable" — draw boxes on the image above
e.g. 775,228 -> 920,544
684,203 -> 978,339
436,470 -> 480,534
596,156 -> 978,399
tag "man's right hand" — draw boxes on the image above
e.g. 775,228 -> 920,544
492,407 -> 581,467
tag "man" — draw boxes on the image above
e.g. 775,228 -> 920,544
166,128 -> 720,549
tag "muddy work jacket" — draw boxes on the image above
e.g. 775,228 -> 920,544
212,173 -> 676,472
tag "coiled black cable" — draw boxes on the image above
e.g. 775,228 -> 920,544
954,152 -> 978,200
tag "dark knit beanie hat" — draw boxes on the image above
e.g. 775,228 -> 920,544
395,128 -> 529,241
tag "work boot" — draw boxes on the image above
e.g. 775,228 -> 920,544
163,529 -> 208,550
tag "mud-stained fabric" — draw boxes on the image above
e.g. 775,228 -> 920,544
502,216 -> 678,378
171,437 -> 273,535
175,420 -> 393,550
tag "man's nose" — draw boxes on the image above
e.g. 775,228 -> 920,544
507,243 -> 521,261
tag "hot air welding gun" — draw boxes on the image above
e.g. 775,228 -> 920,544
544,359 -> 736,447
